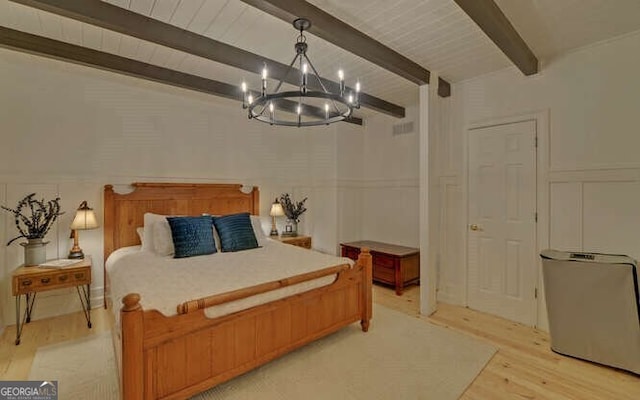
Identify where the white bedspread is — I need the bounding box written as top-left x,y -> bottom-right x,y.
106,239 -> 353,322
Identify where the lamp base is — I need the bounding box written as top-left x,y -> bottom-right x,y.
67,246 -> 84,260
68,249 -> 85,259
69,229 -> 85,259
269,229 -> 279,236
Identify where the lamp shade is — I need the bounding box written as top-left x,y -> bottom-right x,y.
70,201 -> 99,230
270,202 -> 285,217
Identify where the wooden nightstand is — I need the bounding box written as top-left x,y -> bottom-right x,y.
12,257 -> 92,345
274,235 -> 312,249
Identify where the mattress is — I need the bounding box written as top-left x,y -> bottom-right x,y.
106,239 -> 353,324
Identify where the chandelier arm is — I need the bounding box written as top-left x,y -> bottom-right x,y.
303,54 -> 342,114
303,55 -> 331,94
272,53 -> 300,94
257,103 -> 267,117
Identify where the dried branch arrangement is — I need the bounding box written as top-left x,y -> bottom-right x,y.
1,193 -> 64,245
279,193 -> 308,222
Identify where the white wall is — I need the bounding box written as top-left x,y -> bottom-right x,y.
360,106 -> 421,248
436,30 -> 640,329
0,48 -> 364,329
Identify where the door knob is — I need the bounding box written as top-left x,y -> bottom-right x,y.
470,224 -> 479,231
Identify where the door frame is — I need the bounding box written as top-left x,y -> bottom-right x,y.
461,110 -> 550,328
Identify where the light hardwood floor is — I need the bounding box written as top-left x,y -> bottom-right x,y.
375,285 -> 640,400
1,286 -> 639,399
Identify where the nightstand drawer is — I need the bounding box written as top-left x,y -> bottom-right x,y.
16,274 -> 62,292
16,276 -> 38,293
70,270 -> 90,284
289,236 -> 311,249
13,266 -> 92,295
276,235 -> 312,249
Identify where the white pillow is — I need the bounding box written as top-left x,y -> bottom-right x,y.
153,218 -> 174,256
202,213 -> 222,251
136,227 -> 144,246
250,215 -> 269,246
142,213 -> 173,253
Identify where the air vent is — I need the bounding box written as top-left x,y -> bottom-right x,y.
392,121 -> 414,136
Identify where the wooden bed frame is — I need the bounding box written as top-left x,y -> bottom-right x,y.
103,183 -> 373,400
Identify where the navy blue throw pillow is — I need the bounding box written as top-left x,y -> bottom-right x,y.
167,216 -> 216,258
213,212 -> 259,252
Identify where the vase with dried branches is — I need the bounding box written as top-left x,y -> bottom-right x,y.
2,193 -> 64,265
278,193 -> 307,236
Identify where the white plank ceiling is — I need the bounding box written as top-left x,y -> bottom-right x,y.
2,0 -> 640,117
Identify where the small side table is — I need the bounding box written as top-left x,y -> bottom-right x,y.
274,235 -> 312,249
11,257 -> 92,345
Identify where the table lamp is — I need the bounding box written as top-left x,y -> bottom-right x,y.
269,198 -> 285,236
68,201 -> 99,259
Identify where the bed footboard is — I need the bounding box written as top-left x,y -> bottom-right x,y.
119,249 -> 372,400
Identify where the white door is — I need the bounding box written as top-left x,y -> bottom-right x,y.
467,120 -> 537,325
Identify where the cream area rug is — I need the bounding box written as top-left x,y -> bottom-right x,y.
28,332 -> 119,399
29,305 -> 496,400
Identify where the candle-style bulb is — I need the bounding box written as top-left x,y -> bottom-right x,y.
241,81 -> 248,108
301,63 -> 308,94
269,102 -> 274,124
261,67 -> 267,95
248,94 -> 253,104
355,81 -> 360,93
348,94 -> 354,104
324,103 -> 329,121
338,70 -> 344,80
297,105 -> 301,115
338,69 -> 345,96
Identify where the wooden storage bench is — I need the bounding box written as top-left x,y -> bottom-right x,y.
341,240 -> 419,295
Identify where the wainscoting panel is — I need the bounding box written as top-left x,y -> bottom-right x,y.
437,177 -> 464,304
549,182 -> 582,251
583,181 -> 640,259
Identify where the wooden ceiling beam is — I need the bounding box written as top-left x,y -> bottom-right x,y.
0,27 -> 362,126
454,0 -> 538,75
239,0 -> 451,97
10,0 -> 403,118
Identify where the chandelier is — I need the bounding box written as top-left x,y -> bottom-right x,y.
241,18 -> 360,127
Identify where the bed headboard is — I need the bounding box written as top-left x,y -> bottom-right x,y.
104,182 -> 259,261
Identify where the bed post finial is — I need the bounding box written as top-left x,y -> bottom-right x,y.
358,247 -> 373,332
122,293 -> 141,312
